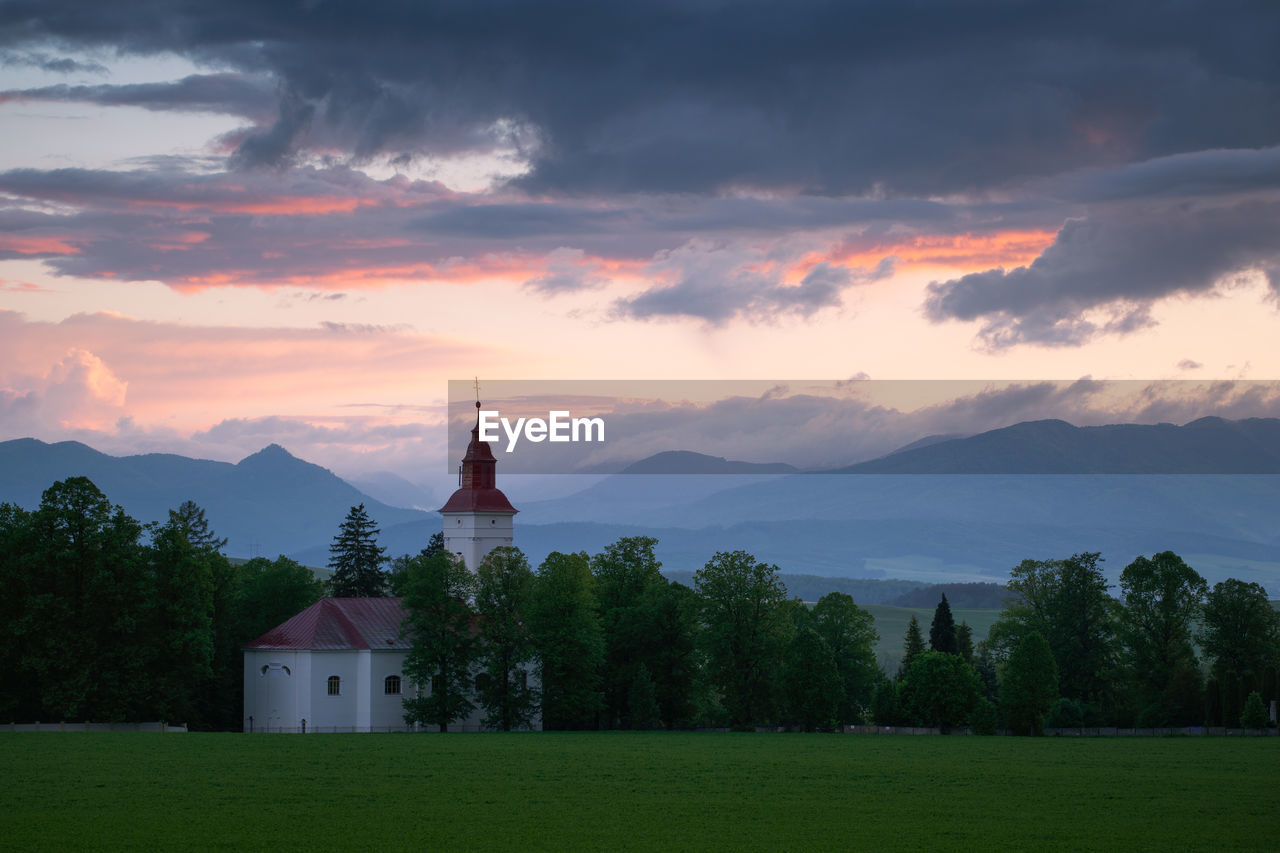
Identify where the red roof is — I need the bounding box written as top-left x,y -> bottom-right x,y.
244,597 -> 410,651
439,419 -> 517,515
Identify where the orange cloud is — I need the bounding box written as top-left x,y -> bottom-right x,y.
831,229 -> 1057,274
0,235 -> 81,255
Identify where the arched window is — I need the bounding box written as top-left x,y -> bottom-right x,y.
384,675 -> 402,695
327,675 -> 341,696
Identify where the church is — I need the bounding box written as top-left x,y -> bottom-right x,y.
241,404 -> 521,732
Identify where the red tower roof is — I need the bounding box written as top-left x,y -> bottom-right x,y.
439,406 -> 517,515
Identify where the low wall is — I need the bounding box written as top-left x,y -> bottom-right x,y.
5,722 -> 188,732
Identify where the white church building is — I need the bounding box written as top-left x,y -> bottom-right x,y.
242,405 -> 521,732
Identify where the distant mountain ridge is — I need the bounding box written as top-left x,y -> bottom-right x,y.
833,417 -> 1280,474
621,450 -> 798,475
0,438 -> 429,559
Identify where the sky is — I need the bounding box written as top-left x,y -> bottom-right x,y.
3,1 -> 1280,495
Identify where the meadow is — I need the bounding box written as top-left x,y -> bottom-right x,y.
2,733 -> 1276,851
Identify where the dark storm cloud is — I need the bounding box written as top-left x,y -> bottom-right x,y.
4,1 -> 1280,193
0,50 -> 107,74
0,73 -> 277,121
924,202 -> 1280,347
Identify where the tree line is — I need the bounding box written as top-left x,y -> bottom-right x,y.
873,552 -> 1280,733
4,478 -> 1277,732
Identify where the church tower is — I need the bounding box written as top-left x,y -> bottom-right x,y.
439,400 -> 517,569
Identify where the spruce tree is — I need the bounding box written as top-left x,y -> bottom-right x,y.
956,621 -> 974,664
899,614 -> 925,678
929,593 -> 958,654
327,504 -> 388,597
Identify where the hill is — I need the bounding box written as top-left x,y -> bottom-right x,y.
832,416 -> 1280,474
0,438 -> 429,559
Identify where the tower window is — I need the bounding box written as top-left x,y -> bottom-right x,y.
385,675 -> 402,695
327,675 -> 341,696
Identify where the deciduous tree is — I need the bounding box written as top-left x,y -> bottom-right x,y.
695,550 -> 788,727
474,546 -> 538,731
529,551 -> 604,730
1001,631 -> 1058,735
811,592 -> 879,724
402,551 -> 477,732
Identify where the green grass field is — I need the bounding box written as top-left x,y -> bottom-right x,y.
2,733 -> 1276,851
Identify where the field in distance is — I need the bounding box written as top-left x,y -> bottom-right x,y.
3,733 -> 1275,851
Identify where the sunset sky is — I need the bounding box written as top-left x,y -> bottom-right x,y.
3,1 -> 1280,493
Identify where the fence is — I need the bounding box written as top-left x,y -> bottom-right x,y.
844,724 -> 1277,737
5,722 -> 188,732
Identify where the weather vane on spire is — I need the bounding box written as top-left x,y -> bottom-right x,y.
474,376 -> 481,410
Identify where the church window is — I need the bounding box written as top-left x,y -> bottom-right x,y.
327,675 -> 341,696
385,675 -> 402,695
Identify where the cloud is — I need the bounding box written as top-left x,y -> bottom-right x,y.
4,2 -> 1280,194
924,202 -> 1280,347
522,247 -> 608,295
615,241 -> 894,324
0,309 -> 496,444
0,73 -> 277,122
1177,358 -> 1203,371
0,50 -> 108,74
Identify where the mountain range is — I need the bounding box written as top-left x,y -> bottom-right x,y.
2,416 -> 1278,592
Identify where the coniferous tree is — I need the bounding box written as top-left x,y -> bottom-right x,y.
899,614 -> 925,678
1240,691 -> 1269,729
929,593 -> 958,654
171,500 -> 228,552
956,621 -> 975,664
327,504 -> 388,597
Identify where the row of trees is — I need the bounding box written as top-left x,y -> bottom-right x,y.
5,478 -> 1277,732
396,541 -> 882,732
871,552 -> 1280,732
0,478 -> 324,728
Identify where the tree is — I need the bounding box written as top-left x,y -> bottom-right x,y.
147,516 -> 216,726
638,580 -> 702,729
1240,691 -> 1269,729
695,550 -> 789,728
592,536 -> 666,728
870,680 -> 899,726
956,621 -> 974,664
1001,631 -> 1058,735
1118,552 -> 1207,725
474,546 -> 538,731
627,663 -> 662,730
991,553 -> 1116,706
899,614 -> 925,678
529,551 -> 604,730
326,504 -> 388,597
170,500 -> 228,552
811,592 -> 879,724
929,594 -> 958,654
898,651 -> 980,728
23,478 -> 150,722
1200,578 -> 1280,726
389,532 -> 445,596
781,628 -> 842,731
401,551 -> 477,732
